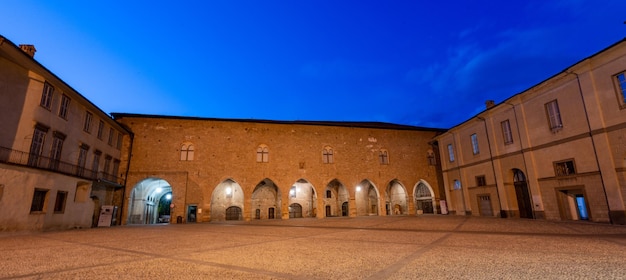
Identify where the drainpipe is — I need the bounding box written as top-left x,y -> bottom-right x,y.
567,71 -> 612,224
505,102 -> 536,219
477,116 -> 505,218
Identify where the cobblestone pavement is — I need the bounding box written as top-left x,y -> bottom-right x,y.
1,216 -> 626,279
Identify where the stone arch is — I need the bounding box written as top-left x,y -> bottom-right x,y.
355,179 -> 380,216
414,180 -> 436,214
288,178 -> 317,218
211,179 -> 244,221
127,178 -> 173,224
251,178 -> 282,220
324,179 -> 349,217
385,179 -> 408,215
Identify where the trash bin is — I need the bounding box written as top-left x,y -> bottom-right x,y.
176,216 -> 183,224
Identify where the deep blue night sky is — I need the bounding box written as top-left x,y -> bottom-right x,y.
3,0 -> 625,128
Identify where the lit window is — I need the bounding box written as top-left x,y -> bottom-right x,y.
453,180 -> 461,190
555,159 -> 576,176
447,144 -> 455,162
501,120 -> 513,145
471,134 -> 479,155
83,112 -> 93,133
615,72 -> 626,106
180,143 -> 195,161
379,149 -> 389,165
53,191 -> 67,213
257,145 -> 269,163
322,146 -> 334,163
40,82 -> 54,110
58,94 -> 70,119
545,100 -> 563,131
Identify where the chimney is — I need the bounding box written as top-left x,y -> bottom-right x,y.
485,100 -> 495,109
19,44 -> 36,58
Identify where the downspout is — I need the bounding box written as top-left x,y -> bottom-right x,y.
567,71 -> 612,223
506,102 -> 536,219
477,116 -> 505,218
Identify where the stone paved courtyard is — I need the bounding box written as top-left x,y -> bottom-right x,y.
1,216 -> 625,279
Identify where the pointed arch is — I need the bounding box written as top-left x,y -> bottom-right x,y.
127,178 -> 173,224
288,178 -> 317,218
355,179 -> 380,216
386,179 -> 408,215
324,179 -> 349,217
414,180 -> 436,214
251,178 -> 281,219
210,179 -> 244,221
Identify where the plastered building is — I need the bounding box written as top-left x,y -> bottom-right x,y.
112,114 -> 446,224
436,38 -> 626,224
0,36 -> 130,231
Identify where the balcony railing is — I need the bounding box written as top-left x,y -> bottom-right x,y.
0,146 -> 123,185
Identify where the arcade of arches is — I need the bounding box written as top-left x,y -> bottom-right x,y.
127,177 -> 440,224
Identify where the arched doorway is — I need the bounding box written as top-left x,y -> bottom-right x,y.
211,179 -> 244,221
289,203 -> 303,218
288,179 -> 317,218
225,206 -> 242,220
324,179 -> 349,217
127,178 -> 173,224
513,169 -> 533,219
385,179 -> 408,215
355,179 -> 379,216
414,181 -> 435,214
251,178 -> 281,220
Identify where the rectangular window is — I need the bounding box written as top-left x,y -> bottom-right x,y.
91,151 -> 101,174
615,72 -> 626,106
117,133 -> 123,149
58,94 -> 70,119
30,189 -> 49,212
108,128 -> 114,146
326,190 -> 332,198
97,121 -> 105,140
555,159 -> 576,176
76,144 -> 89,176
545,100 -> 563,131
49,133 -> 65,170
112,159 -> 120,180
379,150 -> 389,165
476,175 -> 487,187
28,126 -> 47,167
53,191 -> 67,213
40,82 -> 54,109
83,112 -> 93,133
322,147 -> 334,164
104,155 -> 112,176
447,144 -> 455,162
501,120 -> 513,145
471,134 -> 480,155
